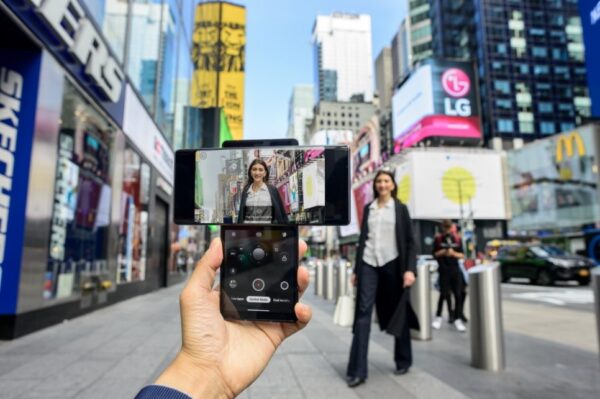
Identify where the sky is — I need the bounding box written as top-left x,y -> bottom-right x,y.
235,0 -> 408,140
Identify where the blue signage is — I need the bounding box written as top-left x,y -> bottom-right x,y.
0,50 -> 42,314
580,0 -> 600,116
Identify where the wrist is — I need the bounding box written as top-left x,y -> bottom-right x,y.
155,352 -> 234,399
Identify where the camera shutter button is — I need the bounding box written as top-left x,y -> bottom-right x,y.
252,247 -> 266,261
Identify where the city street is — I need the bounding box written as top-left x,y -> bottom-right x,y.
1,278 -> 598,399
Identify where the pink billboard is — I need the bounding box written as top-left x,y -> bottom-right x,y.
353,181 -> 374,227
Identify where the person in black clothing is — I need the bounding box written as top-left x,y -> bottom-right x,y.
346,170 -> 420,388
237,159 -> 288,224
432,219 -> 466,332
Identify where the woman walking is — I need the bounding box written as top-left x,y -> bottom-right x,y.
346,169 -> 420,388
237,159 -> 288,224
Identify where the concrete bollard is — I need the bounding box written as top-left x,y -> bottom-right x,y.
410,262 -> 432,340
315,261 -> 324,297
468,263 -> 505,372
592,267 -> 600,360
326,259 -> 336,301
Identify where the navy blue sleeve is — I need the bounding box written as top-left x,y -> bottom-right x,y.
135,385 -> 191,399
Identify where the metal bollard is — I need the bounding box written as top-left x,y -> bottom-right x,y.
468,263 -> 505,372
315,261 -> 324,297
326,259 -> 336,301
410,262 -> 432,340
337,261 -> 349,303
592,267 -> 600,359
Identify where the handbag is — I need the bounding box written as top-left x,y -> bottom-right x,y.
333,291 -> 355,327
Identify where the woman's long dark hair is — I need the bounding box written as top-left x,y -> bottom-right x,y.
372,169 -> 398,199
246,159 -> 269,185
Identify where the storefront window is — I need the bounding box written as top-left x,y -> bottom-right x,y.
117,147 -> 150,283
44,80 -> 115,300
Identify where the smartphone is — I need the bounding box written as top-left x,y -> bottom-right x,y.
220,225 -> 298,322
174,145 -> 350,225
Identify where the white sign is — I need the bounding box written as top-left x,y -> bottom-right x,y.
396,150 -> 507,220
29,0 -> 124,102
123,85 -> 174,185
391,64 -> 434,139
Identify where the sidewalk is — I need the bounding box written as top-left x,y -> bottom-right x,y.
0,282 -> 599,398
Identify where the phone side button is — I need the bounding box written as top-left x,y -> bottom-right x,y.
246,296 -> 271,303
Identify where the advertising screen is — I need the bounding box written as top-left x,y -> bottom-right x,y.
579,0 -> 600,116
392,60 -> 482,152
396,150 -> 507,220
507,125 -> 600,231
191,2 -> 246,139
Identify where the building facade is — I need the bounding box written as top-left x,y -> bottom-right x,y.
375,47 -> 394,111
474,0 -> 591,145
391,18 -> 412,86
307,101 -> 376,144
408,0 -> 433,65
0,0 -> 198,339
312,13 -> 374,103
287,85 -> 314,145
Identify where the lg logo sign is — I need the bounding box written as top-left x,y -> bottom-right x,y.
442,68 -> 472,117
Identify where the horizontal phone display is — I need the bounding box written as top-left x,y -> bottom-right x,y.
174,146 -> 349,225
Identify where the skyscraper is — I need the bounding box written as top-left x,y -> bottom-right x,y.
287,85 -> 314,145
391,17 -> 412,86
312,13 -> 374,103
408,0 -> 433,65
473,0 -> 591,143
375,47 -> 393,111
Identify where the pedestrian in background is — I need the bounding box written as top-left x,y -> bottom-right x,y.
346,169 -> 420,388
432,220 -> 466,332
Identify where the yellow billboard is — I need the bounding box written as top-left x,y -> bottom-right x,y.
191,2 -> 245,140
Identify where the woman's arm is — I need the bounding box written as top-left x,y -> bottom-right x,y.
401,205 -> 418,275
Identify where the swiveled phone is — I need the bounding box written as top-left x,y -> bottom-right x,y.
220,225 -> 298,322
174,145 -> 350,225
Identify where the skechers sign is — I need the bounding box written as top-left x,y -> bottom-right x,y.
26,0 -> 124,102
0,51 -> 41,314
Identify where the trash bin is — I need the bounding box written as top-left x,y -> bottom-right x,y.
410,262 -> 431,340
468,263 -> 505,371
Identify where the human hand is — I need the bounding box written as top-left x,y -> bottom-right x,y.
351,273 -> 357,287
155,238 -> 312,399
403,271 -> 416,288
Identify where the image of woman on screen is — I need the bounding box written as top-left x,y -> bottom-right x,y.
237,159 -> 288,224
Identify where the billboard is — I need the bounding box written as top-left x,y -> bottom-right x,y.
579,0 -> 600,116
392,60 -> 481,152
191,2 -> 246,140
507,125 -> 600,232
352,116 -> 382,180
395,150 -> 507,220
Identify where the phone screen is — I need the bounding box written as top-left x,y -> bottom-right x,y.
174,146 -> 349,225
220,225 -> 298,322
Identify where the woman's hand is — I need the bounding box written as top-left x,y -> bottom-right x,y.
351,273 -> 358,287
403,271 -> 416,288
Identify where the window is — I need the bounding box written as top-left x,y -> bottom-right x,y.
519,122 -> 535,134
538,102 -> 553,113
495,99 -> 513,109
560,123 -> 575,131
497,119 -> 514,133
554,66 -> 570,79
496,43 -> 508,54
494,80 -> 511,94
44,80 -> 116,300
127,0 -> 164,113
552,48 -> 567,61
540,121 -> 556,134
532,47 -> 548,57
533,65 -> 549,76
529,28 -> 545,36
82,0 -> 128,62
516,64 -> 529,74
